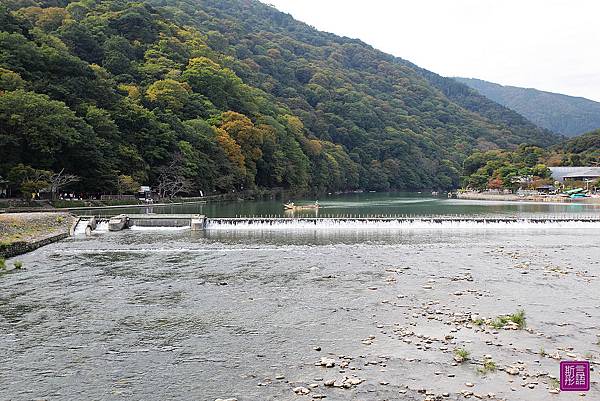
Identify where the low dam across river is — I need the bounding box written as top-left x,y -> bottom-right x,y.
72,213 -> 600,234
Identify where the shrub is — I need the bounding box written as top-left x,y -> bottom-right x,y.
13,260 -> 23,269
491,309 -> 526,329
478,359 -> 497,374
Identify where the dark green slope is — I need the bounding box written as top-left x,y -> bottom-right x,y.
0,0 -> 561,196
552,129 -> 600,165
455,77 -> 600,137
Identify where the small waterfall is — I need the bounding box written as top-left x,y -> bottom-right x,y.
95,221 -> 109,232
74,219 -> 109,235
73,219 -> 90,235
205,218 -> 600,231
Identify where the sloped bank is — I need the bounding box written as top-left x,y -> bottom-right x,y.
0,213 -> 76,258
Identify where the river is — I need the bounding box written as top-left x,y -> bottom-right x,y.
78,191 -> 600,218
1,193 -> 599,400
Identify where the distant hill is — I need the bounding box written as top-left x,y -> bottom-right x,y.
454,77 -> 600,137
0,0 -> 561,196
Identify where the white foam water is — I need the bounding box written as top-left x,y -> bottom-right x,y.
95,221 -> 109,232
205,219 -> 600,231
73,219 -> 90,235
129,225 -> 191,231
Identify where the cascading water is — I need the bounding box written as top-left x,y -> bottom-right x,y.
204,218 -> 600,231
73,219 -> 90,235
95,221 -> 109,232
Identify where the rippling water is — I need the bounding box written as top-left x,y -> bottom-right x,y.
2,222 -> 600,400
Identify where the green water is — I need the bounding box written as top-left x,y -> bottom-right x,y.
79,191 -> 600,218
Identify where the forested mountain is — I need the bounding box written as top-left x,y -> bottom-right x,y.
552,129 -> 600,165
455,77 -> 600,137
0,0 -> 561,197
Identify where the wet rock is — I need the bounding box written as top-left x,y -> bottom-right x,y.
293,386 -> 311,395
318,357 -> 336,368
506,366 -> 520,375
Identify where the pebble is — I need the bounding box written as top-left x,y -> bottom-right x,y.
293,386 -> 311,395
318,357 -> 336,368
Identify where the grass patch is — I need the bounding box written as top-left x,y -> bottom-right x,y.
509,309 -> 526,328
491,316 -> 509,329
13,260 -> 23,269
0,257 -> 5,269
453,347 -> 470,362
478,359 -> 497,374
472,318 -> 485,326
539,347 -> 546,357
549,377 -> 560,390
491,309 -> 526,329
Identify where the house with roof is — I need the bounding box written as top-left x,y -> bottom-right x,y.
548,167 -> 600,183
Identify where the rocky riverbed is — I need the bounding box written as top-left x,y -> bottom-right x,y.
0,225 -> 598,400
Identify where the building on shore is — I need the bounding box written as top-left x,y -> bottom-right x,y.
549,167 -> 600,183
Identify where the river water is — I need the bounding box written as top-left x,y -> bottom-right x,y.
75,191 -> 600,218
1,193 -> 600,400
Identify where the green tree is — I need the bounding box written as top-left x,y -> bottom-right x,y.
145,79 -> 190,111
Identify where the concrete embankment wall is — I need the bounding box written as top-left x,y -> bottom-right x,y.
0,232 -> 70,259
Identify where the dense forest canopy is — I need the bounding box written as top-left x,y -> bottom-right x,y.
455,77 -> 600,137
0,0 -> 562,197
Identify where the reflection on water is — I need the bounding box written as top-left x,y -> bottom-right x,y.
76,192 -> 600,218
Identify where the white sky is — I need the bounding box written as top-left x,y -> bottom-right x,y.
260,0 -> 600,102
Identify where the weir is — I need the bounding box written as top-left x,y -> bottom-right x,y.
71,213 -> 600,234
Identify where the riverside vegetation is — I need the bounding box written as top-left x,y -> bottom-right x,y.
0,0 -> 567,200
463,131 -> 600,191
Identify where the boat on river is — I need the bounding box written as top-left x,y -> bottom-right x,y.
284,201 -> 320,211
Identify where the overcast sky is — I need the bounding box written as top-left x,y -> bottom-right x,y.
260,0 -> 600,102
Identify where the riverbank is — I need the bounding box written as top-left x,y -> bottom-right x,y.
457,191 -> 600,204
0,188 -> 298,213
0,212 -> 76,259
